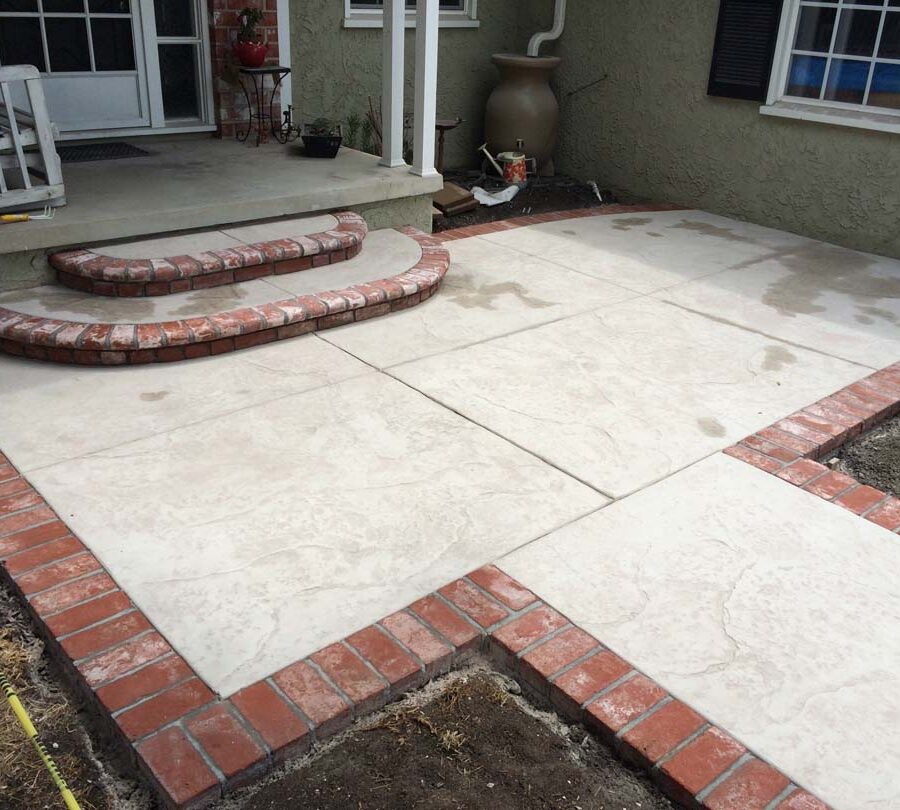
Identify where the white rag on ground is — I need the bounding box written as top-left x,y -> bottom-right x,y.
472,185 -> 520,207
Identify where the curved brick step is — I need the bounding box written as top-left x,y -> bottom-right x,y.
0,227 -> 447,365
50,211 -> 368,297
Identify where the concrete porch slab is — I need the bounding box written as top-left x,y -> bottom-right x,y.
477,210 -> 809,295
391,297 -> 868,497
24,370 -> 606,696
498,453 -> 900,810
321,236 -> 638,368
657,241 -> 900,369
0,137 -> 441,255
0,335 -> 372,471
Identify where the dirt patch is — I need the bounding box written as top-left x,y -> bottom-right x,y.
0,579 -> 151,810
226,665 -> 673,810
433,174 -> 614,233
833,414 -> 900,498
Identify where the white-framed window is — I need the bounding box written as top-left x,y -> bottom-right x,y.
343,0 -> 479,29
763,0 -> 900,134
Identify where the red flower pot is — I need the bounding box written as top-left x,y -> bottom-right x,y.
233,40 -> 268,68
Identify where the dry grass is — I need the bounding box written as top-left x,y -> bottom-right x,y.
0,623 -> 95,809
365,674 -> 517,760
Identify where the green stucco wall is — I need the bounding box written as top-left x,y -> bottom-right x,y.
289,1 -> 536,170
541,0 -> 900,259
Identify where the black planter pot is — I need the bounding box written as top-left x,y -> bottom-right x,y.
302,125 -> 343,158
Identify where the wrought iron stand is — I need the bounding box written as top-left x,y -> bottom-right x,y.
237,66 -> 299,146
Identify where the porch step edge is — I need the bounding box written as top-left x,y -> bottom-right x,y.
50,211 -> 368,297
0,227 -> 447,366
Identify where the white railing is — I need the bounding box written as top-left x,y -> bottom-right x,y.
0,65 -> 65,213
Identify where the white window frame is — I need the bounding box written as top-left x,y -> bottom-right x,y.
762,0 -> 900,134
343,0 -> 479,29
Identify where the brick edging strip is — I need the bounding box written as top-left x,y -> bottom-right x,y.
0,227 -> 448,366
432,202 -> 686,242
0,454 -> 829,809
724,361 -> 900,532
51,212 -> 368,297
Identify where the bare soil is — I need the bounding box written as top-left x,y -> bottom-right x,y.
434,173 -> 615,233
834,414 -> 900,498
226,666 -> 674,810
0,579 -> 151,810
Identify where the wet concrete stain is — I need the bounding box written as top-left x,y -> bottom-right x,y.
612,217 -> 653,231
664,219 -> 900,319
168,284 -> 250,317
0,288 -> 157,321
140,391 -> 170,402
646,232 -> 664,238
667,219 -> 757,244
697,416 -> 726,437
562,230 -> 577,236
445,274 -> 554,311
855,305 -> 899,325
756,244 -> 900,318
761,345 -> 797,372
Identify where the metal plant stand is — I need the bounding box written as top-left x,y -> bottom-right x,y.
237,66 -> 298,146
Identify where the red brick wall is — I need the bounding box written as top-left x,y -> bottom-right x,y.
208,0 -> 281,138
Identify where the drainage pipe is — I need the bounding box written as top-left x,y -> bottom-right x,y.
527,0 -> 567,57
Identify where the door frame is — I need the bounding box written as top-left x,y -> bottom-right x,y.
58,0 -> 216,139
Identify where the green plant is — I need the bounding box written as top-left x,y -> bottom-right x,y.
360,118 -> 374,153
308,117 -> 340,136
346,113 -> 362,150
237,6 -> 263,42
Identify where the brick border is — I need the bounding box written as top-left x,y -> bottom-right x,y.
432,202 -> 686,242
51,212 -> 367,297
725,362 -> 900,532
0,227 -> 447,366
0,455 -> 829,809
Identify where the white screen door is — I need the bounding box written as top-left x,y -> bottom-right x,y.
0,0 -> 151,131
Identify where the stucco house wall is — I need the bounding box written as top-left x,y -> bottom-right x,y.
540,0 -> 900,259
293,2 -> 899,260
289,1 -> 536,170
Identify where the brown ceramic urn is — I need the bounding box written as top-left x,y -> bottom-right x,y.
485,54 -> 562,176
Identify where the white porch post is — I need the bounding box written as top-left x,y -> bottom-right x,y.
380,0 -> 406,168
411,0 -> 440,178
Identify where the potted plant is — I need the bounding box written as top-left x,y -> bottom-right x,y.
233,6 -> 267,68
302,117 -> 343,158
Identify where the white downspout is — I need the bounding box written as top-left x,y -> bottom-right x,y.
527,0 -> 567,57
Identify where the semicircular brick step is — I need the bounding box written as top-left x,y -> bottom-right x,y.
0,227 -> 447,365
50,211 -> 368,297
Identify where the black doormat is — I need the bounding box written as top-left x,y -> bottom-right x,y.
58,142 -> 151,163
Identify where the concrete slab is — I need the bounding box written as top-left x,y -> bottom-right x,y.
0,137 -> 440,255
0,279 -> 289,323
392,297 -> 868,497
94,231 -> 248,260
26,373 -> 606,696
265,228 -> 421,297
0,229 -> 422,323
657,240 -> 900,369
92,213 -> 338,259
219,214 -> 338,245
0,335 -> 372,471
322,236 -> 637,368
498,453 -> 900,810
478,210 -> 806,295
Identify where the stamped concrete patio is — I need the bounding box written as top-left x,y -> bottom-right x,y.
2,208 -> 899,808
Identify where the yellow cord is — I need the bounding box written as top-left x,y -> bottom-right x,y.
1,671 -> 81,810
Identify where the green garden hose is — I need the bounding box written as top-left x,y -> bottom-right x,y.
1,671 -> 81,810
